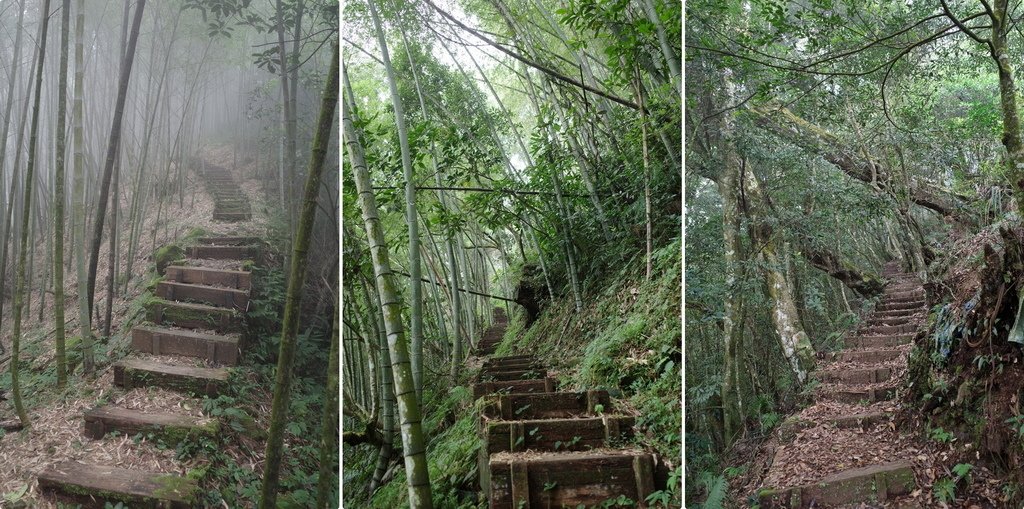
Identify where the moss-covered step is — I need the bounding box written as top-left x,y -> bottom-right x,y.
828,349 -> 903,363
114,358 -> 229,397
845,335 -> 912,349
197,236 -> 260,246
758,461 -> 915,508
876,300 -> 925,312
146,298 -> 241,333
156,281 -> 249,311
485,416 -> 635,454
84,406 -> 218,445
472,378 -> 556,400
132,325 -> 240,365
37,461 -> 197,508
165,265 -> 251,290
859,323 -> 917,336
481,390 -> 612,421
187,244 -> 258,260
488,451 -> 654,509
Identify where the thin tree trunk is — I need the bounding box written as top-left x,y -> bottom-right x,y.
258,39 -> 338,509
86,0 -> 145,317
72,0 -> 92,376
315,305 -> 339,509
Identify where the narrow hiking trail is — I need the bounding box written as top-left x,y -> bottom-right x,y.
758,262 -> 929,507
35,162 -> 261,507
473,308 -> 658,507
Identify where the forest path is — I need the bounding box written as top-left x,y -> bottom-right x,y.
473,308 -> 657,507
35,162 -> 261,507
758,262 -> 928,507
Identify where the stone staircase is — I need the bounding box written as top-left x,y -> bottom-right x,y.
37,209 -> 261,504
203,163 -> 252,222
474,308 -> 658,508
758,262 -> 926,508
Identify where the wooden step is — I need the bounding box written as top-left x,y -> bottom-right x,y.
819,386 -> 895,404
38,461 -> 198,508
845,335 -> 912,349
758,461 -> 915,508
213,211 -> 253,222
147,299 -> 241,333
165,265 -> 251,290
860,324 -> 916,336
832,411 -> 892,429
187,244 -> 258,260
84,406 -> 218,444
197,236 -> 260,246
113,358 -> 228,397
865,314 -> 916,326
488,451 -> 654,508
132,326 -> 239,365
485,416 -> 635,454
479,368 -> 548,382
829,349 -> 903,363
472,378 -> 556,400
481,390 -> 611,421
482,359 -> 540,371
876,300 -> 925,312
871,308 -> 922,318
156,281 -> 249,311
817,366 -> 892,384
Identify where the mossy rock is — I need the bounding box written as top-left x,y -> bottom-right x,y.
154,244 -> 185,276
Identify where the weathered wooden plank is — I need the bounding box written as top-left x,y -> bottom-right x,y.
481,391 -> 612,421
489,452 -> 656,508
485,416 -> 635,453
187,245 -> 258,260
146,299 -> 241,333
131,326 -> 239,365
114,359 -> 228,397
164,265 -> 251,290
156,281 -> 249,311
37,461 -> 198,508
758,461 -> 915,508
472,378 -> 556,400
83,406 -> 218,445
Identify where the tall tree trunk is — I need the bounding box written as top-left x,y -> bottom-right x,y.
12,0 -> 53,427
86,0 -> 145,317
344,63 -> 433,509
0,0 -> 26,352
258,39 -> 338,509
718,148 -> 745,444
73,0 -> 92,376
53,0 -> 72,387
369,0 -> 424,401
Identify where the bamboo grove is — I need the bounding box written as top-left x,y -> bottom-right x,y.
342,0 -> 681,506
0,0 -> 340,506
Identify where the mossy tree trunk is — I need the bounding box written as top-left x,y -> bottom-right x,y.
315,304 -> 339,509
12,0 -> 53,427
718,145 -> 745,444
344,63 -> 434,509
258,39 -> 338,509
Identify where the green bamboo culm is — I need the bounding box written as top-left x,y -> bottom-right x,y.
53,0 -> 72,388
11,0 -> 54,427
344,63 -> 434,507
258,38 -> 339,509
315,304 -> 339,509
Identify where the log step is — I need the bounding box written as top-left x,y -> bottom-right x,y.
484,416 -> 635,454
845,335 -> 912,349
829,349 -> 903,363
187,245 -> 258,260
483,358 -> 540,371
488,451 -> 655,509
472,378 -> 556,400
37,461 -> 198,508
164,265 -> 251,290
832,411 -> 892,429
481,390 -> 612,421
758,461 -> 915,508
876,300 -> 925,312
113,358 -> 228,397
156,281 -> 249,311
860,324 -> 916,336
83,406 -> 218,444
479,367 -> 548,382
146,299 -> 241,333
817,366 -> 892,384
131,326 -> 240,365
